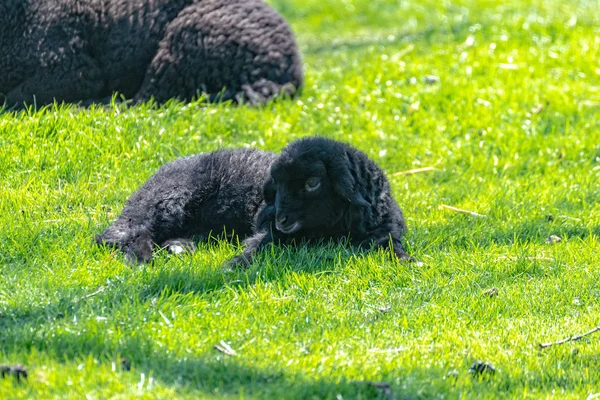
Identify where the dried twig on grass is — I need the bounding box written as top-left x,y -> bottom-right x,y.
530,102 -> 547,114
158,310 -> 172,327
396,44 -> 415,59
73,286 -> 106,303
214,340 -> 237,356
392,166 -> 436,176
539,326 -> 600,349
439,204 -> 487,218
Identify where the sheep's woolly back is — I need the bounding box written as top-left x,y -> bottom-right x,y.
0,0 -> 303,107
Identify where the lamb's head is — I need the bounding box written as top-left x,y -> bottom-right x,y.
264,137 -> 370,235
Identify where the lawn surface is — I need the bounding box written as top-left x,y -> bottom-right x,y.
1,0 -> 600,398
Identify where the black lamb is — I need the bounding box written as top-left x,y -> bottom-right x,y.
0,0 -> 303,109
227,136 -> 411,268
96,149 -> 277,263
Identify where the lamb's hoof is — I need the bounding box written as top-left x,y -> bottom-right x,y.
123,251 -> 148,265
163,239 -> 196,255
411,259 -> 425,267
396,253 -> 424,266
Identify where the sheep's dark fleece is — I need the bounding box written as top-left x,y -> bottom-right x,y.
96,149 -> 277,263
228,137 -> 411,267
0,0 -> 303,108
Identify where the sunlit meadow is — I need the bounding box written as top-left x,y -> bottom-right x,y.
1,0 -> 599,398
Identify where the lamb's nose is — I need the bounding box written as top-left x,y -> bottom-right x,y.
276,214 -> 288,225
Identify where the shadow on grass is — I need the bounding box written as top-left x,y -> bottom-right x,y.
3,313 -> 600,398
1,231 -> 598,396
0,314 -> 403,399
138,240 -> 375,299
0,240 -> 414,398
303,21 -> 472,55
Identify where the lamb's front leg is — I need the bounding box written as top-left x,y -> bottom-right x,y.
373,235 -> 413,261
355,228 -> 413,262
223,230 -> 277,271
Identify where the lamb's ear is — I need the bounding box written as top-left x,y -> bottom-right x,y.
262,176 -> 277,203
330,155 -> 370,207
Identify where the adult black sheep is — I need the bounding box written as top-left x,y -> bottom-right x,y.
96,149 -> 277,263
227,136 -> 412,268
0,0 -> 303,109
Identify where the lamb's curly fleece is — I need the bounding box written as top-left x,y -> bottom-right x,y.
0,0 -> 303,108
96,149 -> 277,263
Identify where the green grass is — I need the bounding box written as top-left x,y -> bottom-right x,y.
1,0 -> 600,398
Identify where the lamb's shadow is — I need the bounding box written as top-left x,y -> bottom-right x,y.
0,241 -> 372,338
139,240 -> 372,300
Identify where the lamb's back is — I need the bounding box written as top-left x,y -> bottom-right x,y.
128,148 -> 276,239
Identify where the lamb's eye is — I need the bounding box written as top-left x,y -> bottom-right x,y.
305,177 -> 321,191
